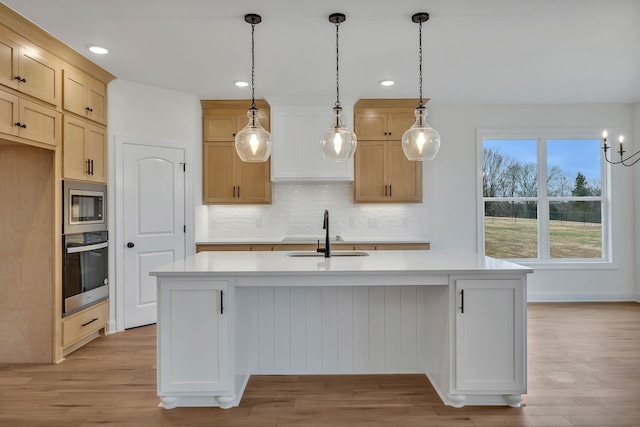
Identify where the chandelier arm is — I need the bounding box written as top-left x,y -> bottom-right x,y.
621,149 -> 640,166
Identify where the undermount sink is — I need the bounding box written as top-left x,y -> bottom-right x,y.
285,251 -> 369,257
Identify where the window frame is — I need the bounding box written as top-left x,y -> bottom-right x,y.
476,129 -> 612,269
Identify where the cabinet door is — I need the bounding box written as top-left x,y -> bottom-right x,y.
18,46 -> 60,106
203,142 -> 236,203
86,124 -> 107,183
63,65 -> 107,125
387,113 -> 415,140
455,279 -> 526,392
158,280 -> 229,393
0,34 -> 19,91
354,113 -> 388,140
204,115 -> 238,141
387,141 -> 422,202
353,140 -> 387,202
0,89 -> 19,137
63,115 -> 89,180
236,158 -> 272,204
18,97 -> 61,146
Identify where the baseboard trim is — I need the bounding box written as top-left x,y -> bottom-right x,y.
527,291 -> 637,302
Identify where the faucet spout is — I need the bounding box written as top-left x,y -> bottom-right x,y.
317,209 -> 331,258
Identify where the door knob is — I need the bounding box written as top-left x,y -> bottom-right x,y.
127,242 -> 135,248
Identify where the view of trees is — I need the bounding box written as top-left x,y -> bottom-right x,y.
483,147 -> 602,224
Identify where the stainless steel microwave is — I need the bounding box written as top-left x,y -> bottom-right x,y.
63,180 -> 107,234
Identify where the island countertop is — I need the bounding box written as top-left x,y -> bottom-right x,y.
151,249 -> 532,280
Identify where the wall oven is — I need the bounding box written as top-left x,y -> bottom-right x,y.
62,180 -> 107,235
63,230 -> 109,317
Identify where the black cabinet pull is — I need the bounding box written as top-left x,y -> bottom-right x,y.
82,317 -> 99,327
460,289 -> 465,313
233,186 -> 236,198
86,107 -> 93,112
90,159 -> 94,175
220,290 -> 224,314
127,242 -> 135,248
86,159 -> 92,175
14,75 -> 26,83
14,122 -> 26,128
384,185 -> 388,197
237,186 -> 240,198
389,185 -> 392,197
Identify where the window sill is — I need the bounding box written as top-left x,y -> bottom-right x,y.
503,259 -> 616,270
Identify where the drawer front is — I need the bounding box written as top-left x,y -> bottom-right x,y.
62,301 -> 108,347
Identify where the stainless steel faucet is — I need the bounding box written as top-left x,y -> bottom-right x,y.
316,209 -> 331,258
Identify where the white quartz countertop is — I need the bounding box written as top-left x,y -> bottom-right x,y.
196,236 -> 431,245
151,250 -> 532,278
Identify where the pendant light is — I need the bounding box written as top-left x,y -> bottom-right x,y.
319,13 -> 357,162
402,13 -> 441,161
235,13 -> 271,162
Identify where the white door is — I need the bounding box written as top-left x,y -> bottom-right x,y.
123,143 -> 185,328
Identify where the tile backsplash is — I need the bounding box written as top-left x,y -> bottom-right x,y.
207,183 -> 427,240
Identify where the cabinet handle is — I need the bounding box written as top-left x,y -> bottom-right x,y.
389,185 -> 392,197
237,186 -> 240,198
14,122 -> 26,128
220,290 -> 224,314
233,186 -> 236,198
86,159 -> 92,175
90,159 -> 94,176
460,289 -> 465,314
14,75 -> 26,83
86,107 -> 93,112
232,133 -> 236,137
384,185 -> 388,197
82,317 -> 99,327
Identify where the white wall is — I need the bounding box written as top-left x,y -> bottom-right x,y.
106,79 -> 201,330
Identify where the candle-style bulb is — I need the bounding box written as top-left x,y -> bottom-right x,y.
618,135 -> 624,143
602,130 -> 608,140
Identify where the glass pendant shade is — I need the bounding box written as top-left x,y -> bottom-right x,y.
320,107 -> 357,161
235,108 -> 272,162
401,107 -> 440,161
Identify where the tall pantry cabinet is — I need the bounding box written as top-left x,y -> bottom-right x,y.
0,4 -> 115,364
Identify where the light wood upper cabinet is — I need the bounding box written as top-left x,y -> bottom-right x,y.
0,88 -> 60,147
354,112 -> 415,141
353,100 -> 422,203
204,112 -> 269,142
63,115 -> 107,183
203,141 -> 271,204
0,28 -> 60,106
354,140 -> 422,203
202,100 -> 272,205
63,63 -> 107,125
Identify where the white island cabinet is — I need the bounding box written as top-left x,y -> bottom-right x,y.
151,250 -> 532,409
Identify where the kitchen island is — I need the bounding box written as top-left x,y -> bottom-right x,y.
150,250 -> 532,409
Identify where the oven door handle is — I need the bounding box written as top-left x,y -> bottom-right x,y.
66,241 -> 109,254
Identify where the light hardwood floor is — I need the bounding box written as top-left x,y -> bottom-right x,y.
1,302 -> 638,426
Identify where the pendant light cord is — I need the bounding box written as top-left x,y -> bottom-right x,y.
418,20 -> 423,108
251,21 -> 256,110
335,20 -> 341,109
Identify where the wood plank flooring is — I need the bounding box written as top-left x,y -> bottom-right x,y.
1,302 -> 638,426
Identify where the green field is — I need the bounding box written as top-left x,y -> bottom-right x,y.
485,216 -> 602,259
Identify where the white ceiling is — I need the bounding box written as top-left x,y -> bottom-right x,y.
3,0 -> 640,105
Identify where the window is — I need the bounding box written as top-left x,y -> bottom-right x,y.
478,131 -> 607,263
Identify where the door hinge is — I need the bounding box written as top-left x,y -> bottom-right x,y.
183,225 -> 186,233
180,162 -> 186,172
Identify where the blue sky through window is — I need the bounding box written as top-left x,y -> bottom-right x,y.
484,139 -> 601,183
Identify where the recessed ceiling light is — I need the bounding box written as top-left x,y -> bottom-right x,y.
234,81 -> 249,87
89,46 -> 108,55
379,80 -> 395,87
